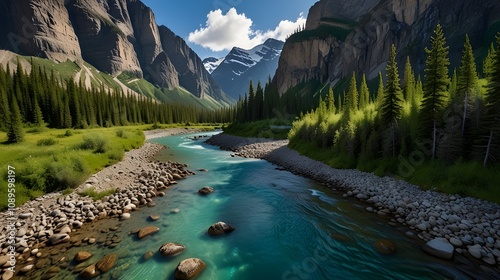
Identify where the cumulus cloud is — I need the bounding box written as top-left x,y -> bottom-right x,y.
188,8 -> 306,52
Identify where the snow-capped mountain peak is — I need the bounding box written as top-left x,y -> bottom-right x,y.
202,57 -> 224,74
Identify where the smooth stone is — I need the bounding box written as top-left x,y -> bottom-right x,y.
468,245 -> 482,259
149,215 -> 160,221
208,222 -> 235,236
0,256 -> 10,267
417,223 -> 427,231
174,258 -> 206,280
121,213 -> 131,220
143,251 -> 154,260
74,251 -> 92,262
19,213 -> 33,219
159,243 -> 186,256
20,264 -> 34,273
96,254 -> 117,273
59,226 -> 71,234
198,187 -> 215,195
1,270 -> 14,280
49,234 -> 70,246
80,265 -> 99,279
422,238 -> 454,260
138,226 -> 160,239
449,238 -> 463,247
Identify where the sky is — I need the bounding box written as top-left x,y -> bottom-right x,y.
140,0 -> 317,59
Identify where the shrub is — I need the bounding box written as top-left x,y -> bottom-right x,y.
78,134 -> 109,153
64,130 -> 73,137
107,149 -> 124,161
116,129 -> 127,139
78,187 -> 116,201
37,138 -> 57,146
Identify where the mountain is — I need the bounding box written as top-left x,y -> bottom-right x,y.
0,0 -> 233,107
274,0 -> 500,95
211,38 -> 284,100
203,57 -> 224,74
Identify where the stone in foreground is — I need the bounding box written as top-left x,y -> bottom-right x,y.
137,226 -> 160,239
96,253 -> 117,273
80,264 -> 99,279
159,243 -> 186,256
422,238 -> 454,259
198,187 -> 215,195
208,222 -> 235,236
174,258 -> 206,280
49,234 -> 70,245
74,251 -> 92,262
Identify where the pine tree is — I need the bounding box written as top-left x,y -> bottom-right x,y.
359,74 -> 370,109
255,82 -> 264,120
419,24 -> 450,160
483,43 -> 496,79
326,87 -> 336,114
381,45 -> 404,156
248,81 -> 256,121
478,34 -> 500,166
346,72 -> 358,112
403,56 -> 416,102
449,69 -> 457,98
457,34 -> 478,136
7,95 -> 24,143
0,87 -> 10,131
376,72 -> 384,106
33,98 -> 44,127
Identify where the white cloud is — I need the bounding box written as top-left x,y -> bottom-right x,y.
188,8 -> 306,52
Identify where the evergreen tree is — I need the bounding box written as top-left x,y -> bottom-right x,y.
483,43 -> 496,79
33,98 -> 45,127
359,74 -> 370,109
248,81 -> 255,121
457,34 -> 478,136
381,44 -> 404,156
402,56 -> 416,102
478,34 -> 500,166
376,72 -> 384,106
449,69 -> 457,98
326,87 -> 336,114
419,24 -> 450,160
0,87 -> 10,130
255,82 -> 264,120
7,95 -> 24,143
346,72 -> 358,113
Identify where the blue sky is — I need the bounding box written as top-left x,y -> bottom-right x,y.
140,0 -> 317,59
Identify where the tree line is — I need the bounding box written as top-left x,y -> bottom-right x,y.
0,59 -> 234,143
287,25 -> 500,167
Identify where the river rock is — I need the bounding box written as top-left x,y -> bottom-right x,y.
1,270 -> 14,280
20,264 -> 34,273
96,253 -> 117,272
208,222 -> 235,236
468,245 -> 482,259
0,255 -> 10,267
75,251 -> 92,262
449,238 -> 463,247
19,213 -> 33,219
49,234 -> 70,245
198,187 -> 214,195
174,258 -> 206,280
143,251 -> 154,260
374,239 -> 397,255
422,238 -> 454,259
149,215 -> 160,221
138,226 -> 160,239
121,213 -> 131,220
159,243 -> 186,256
80,264 -> 99,279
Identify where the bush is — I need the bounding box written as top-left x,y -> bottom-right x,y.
78,187 -> 116,201
107,149 -> 124,161
78,134 -> 109,153
64,130 -> 73,137
116,129 -> 128,139
37,138 -> 57,146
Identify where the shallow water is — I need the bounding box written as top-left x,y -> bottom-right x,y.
54,131 -> 471,280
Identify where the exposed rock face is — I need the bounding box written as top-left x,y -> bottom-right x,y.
0,0 -> 81,62
0,0 -> 230,103
158,26 -> 231,103
274,0 -> 500,94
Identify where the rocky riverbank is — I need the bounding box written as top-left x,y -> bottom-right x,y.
206,133 -> 500,271
0,128 -> 203,280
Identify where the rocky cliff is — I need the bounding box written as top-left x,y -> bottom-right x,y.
274,0 -> 500,94
0,0 -> 231,103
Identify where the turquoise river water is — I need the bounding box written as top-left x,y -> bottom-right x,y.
59,131 -> 478,280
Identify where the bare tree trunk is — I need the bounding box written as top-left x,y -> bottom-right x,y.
484,129 -> 493,167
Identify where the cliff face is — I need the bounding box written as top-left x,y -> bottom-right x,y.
275,0 -> 500,94
0,0 -> 230,103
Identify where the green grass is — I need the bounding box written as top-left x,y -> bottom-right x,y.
0,126 -> 146,210
224,119 -> 291,140
289,138 -> 500,204
78,187 -> 117,201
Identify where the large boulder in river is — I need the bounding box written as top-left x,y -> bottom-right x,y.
208,222 -> 235,236
422,238 -> 454,259
174,258 -> 206,280
80,264 -> 99,279
159,243 -> 186,256
198,187 -> 214,195
96,253 -> 117,273
137,226 -> 160,239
